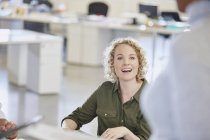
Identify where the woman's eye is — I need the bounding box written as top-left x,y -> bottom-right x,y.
117,57 -> 122,60
130,57 -> 135,60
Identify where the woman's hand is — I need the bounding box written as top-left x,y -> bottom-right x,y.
101,126 -> 128,140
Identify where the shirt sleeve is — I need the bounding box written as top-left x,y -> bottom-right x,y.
168,35 -> 210,139
137,115 -> 151,140
61,87 -> 99,129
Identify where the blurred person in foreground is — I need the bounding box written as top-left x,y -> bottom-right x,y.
141,0 -> 210,140
62,38 -> 150,140
0,103 -> 17,139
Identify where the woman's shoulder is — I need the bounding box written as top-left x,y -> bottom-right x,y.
101,81 -> 115,86
95,81 -> 117,100
97,81 -> 116,93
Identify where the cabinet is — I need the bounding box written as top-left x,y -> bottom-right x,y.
1,29 -> 63,94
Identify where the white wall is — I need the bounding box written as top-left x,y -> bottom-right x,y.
49,0 -> 178,17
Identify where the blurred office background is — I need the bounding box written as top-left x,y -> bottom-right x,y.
0,0 -> 188,138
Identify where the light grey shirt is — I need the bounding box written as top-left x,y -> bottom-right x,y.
0,103 -> 5,118
141,1 -> 210,140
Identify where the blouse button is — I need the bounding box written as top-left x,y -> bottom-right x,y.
104,113 -> 107,117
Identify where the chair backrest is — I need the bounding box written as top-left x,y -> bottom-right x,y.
161,11 -> 181,22
88,2 -> 108,16
139,4 -> 158,19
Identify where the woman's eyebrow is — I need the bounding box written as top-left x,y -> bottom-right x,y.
129,54 -> 136,55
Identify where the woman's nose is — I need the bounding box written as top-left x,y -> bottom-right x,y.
123,58 -> 129,65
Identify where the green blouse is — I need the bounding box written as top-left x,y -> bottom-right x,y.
62,80 -> 150,140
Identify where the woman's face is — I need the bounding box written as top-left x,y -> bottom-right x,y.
113,44 -> 139,82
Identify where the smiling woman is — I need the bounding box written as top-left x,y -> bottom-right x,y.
104,37 -> 148,83
61,37 -> 150,140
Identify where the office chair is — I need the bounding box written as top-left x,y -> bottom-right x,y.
88,2 -> 108,16
159,11 -> 181,59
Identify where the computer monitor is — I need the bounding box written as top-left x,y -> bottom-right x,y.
139,4 -> 158,19
161,11 -> 182,22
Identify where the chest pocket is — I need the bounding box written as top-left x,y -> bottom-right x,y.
96,109 -> 118,126
97,109 -> 116,118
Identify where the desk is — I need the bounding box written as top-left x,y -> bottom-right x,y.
67,18 -> 189,71
0,29 -> 63,94
0,12 -> 78,24
0,12 -> 78,37
22,123 -> 101,140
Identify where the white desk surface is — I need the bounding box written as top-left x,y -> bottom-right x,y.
79,17 -> 190,34
0,14 -> 189,34
24,123 -> 101,140
0,12 -> 78,25
0,29 -> 62,45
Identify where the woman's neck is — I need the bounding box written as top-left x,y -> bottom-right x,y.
119,79 -> 143,103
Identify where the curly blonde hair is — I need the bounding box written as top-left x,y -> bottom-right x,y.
103,37 -> 148,82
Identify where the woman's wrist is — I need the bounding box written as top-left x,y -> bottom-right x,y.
62,119 -> 77,130
122,126 -> 140,140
